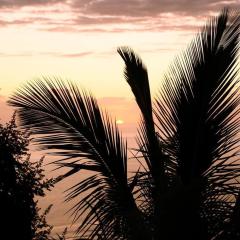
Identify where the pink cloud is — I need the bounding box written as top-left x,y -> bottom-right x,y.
72,0 -> 239,17
0,51 -> 94,58
0,0 -> 65,8
0,0 -> 238,33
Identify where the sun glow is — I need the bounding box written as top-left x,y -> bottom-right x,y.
116,119 -> 124,125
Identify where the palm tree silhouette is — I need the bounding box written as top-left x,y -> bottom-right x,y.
9,9 -> 240,240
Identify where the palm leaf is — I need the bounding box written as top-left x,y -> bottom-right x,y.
154,8 -> 240,238
155,8 -> 240,181
118,48 -> 172,237
9,78 -> 150,240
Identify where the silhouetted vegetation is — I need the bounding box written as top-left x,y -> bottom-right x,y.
9,8 -> 240,240
0,114 -> 55,240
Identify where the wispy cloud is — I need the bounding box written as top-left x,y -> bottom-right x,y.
0,51 -> 94,58
0,0 -> 65,8
0,0 -> 238,33
73,0 -> 239,17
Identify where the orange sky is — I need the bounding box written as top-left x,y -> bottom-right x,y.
1,1 -> 239,128
0,1 -> 239,143
1,1 -> 239,236
0,2 -> 238,91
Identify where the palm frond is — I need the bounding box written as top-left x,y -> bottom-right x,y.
154,8 -> 240,238
117,47 -> 152,122
118,47 -> 170,190
154,8 -> 240,182
8,78 -> 150,240
118,46 -> 181,238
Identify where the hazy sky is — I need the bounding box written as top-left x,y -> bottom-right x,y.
1,0 -> 239,231
1,1 -> 239,235
0,0 -> 239,125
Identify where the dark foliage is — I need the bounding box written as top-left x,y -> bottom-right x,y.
0,115 -> 55,239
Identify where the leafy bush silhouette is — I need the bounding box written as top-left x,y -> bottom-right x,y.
0,114 -> 55,240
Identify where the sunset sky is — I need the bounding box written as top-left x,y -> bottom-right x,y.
1,0 -> 239,129
0,0 -> 239,236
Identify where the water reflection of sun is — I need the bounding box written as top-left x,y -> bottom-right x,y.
116,119 -> 124,125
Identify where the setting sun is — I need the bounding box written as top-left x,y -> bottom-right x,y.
116,119 -> 124,125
